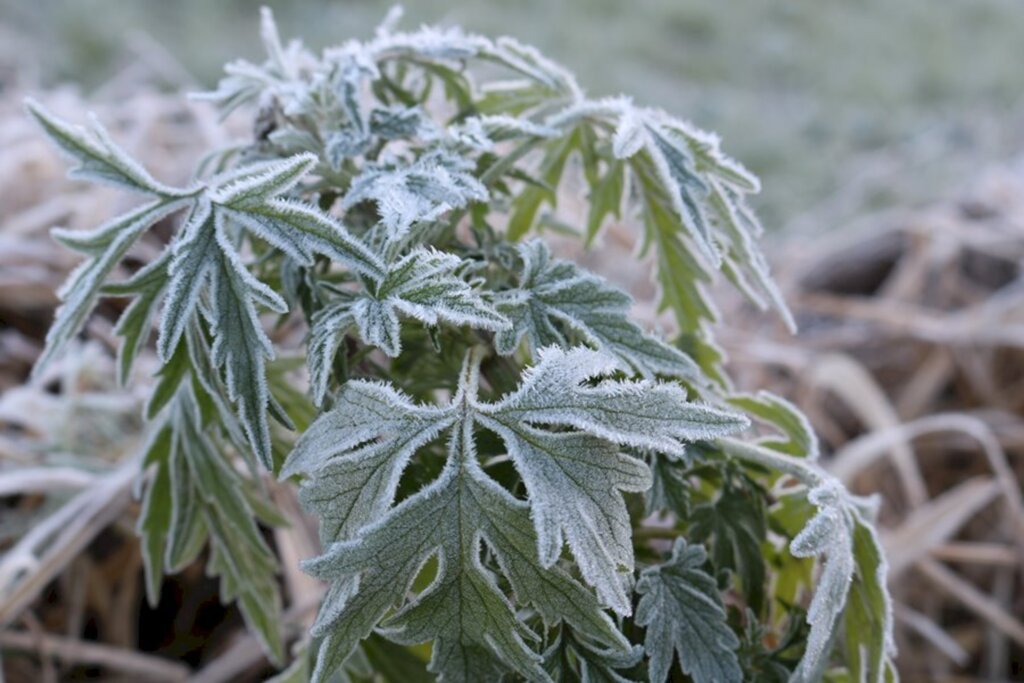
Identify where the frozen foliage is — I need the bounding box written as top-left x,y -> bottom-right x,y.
307,248 -> 507,403
342,150 -> 488,238
789,483 -> 895,683
28,103 -> 375,468
636,539 -> 742,683
137,384 -> 284,662
495,240 -> 702,381
29,6 -> 896,682
287,348 -> 744,680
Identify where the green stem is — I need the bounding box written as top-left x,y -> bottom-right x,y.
715,437 -> 826,487
633,526 -> 682,541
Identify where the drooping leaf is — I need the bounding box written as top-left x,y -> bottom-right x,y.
139,387 -> 284,662
788,483 -> 857,683
543,627 -> 644,683
137,425 -> 174,606
586,158 -> 625,244
635,539 -> 742,683
104,250 -> 172,385
506,126 -> 581,240
843,512 -> 896,683
645,454 -> 692,518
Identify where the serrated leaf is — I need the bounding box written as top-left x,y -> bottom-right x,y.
631,149 -> 718,334
706,182 -> 795,331
137,425 -> 173,607
370,105 -> 432,140
210,154 -> 316,209
646,455 -> 691,518
586,159 -> 625,244
220,195 -> 384,281
342,149 -> 487,238
612,105 -> 646,160
158,199 -> 218,360
307,248 -> 506,397
644,127 -> 716,265
690,477 -> 768,614
781,483 -> 895,683
288,347 -> 745,682
25,99 -> 192,197
635,539 -> 742,683
303,424 -> 620,683
496,241 -> 701,382
788,483 -> 856,683
544,628 -> 644,683
506,127 -> 579,240
843,515 -> 896,683
285,379 -> 457,541
167,389 -> 285,662
34,199 -> 185,377
105,250 -> 172,385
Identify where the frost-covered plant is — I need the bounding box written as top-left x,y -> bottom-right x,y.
28,7 -> 895,682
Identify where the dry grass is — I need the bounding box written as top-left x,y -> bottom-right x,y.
717,166 -> 1024,679
1,64 -> 1022,679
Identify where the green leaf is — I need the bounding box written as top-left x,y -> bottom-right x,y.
218,192 -> 385,282
646,455 -> 691,518
284,379 -> 457,542
287,347 -> 743,681
507,127 -> 580,240
635,539 -> 742,683
728,391 -> 818,458
644,127 -> 716,265
632,150 -> 717,334
303,425 -> 620,683
786,483 -> 860,679
544,627 -> 643,683
496,241 -> 701,382
843,511 -> 895,683
168,389 -> 285,663
586,158 -> 625,244
207,232 -> 281,470
158,200 -> 218,360
34,199 -> 185,377
137,426 -> 173,606
342,149 -> 487,238
362,633 -> 433,682
690,477 -> 769,614
105,250 -> 172,385
25,99 -> 192,197
307,248 -> 507,400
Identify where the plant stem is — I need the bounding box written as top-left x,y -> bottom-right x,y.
715,437 -> 826,487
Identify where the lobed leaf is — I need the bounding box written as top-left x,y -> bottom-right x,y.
635,539 -> 742,683
287,346 -> 746,681
25,99 -> 193,197
342,149 -> 487,238
496,241 -> 702,382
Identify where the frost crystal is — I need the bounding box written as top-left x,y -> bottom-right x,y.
285,347 -> 745,679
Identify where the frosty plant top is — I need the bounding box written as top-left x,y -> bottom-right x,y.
28,7 -> 896,682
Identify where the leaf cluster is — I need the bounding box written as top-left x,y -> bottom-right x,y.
29,6 -> 896,683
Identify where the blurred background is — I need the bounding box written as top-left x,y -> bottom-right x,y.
1,1 -> 1023,681
4,0 -> 1024,231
